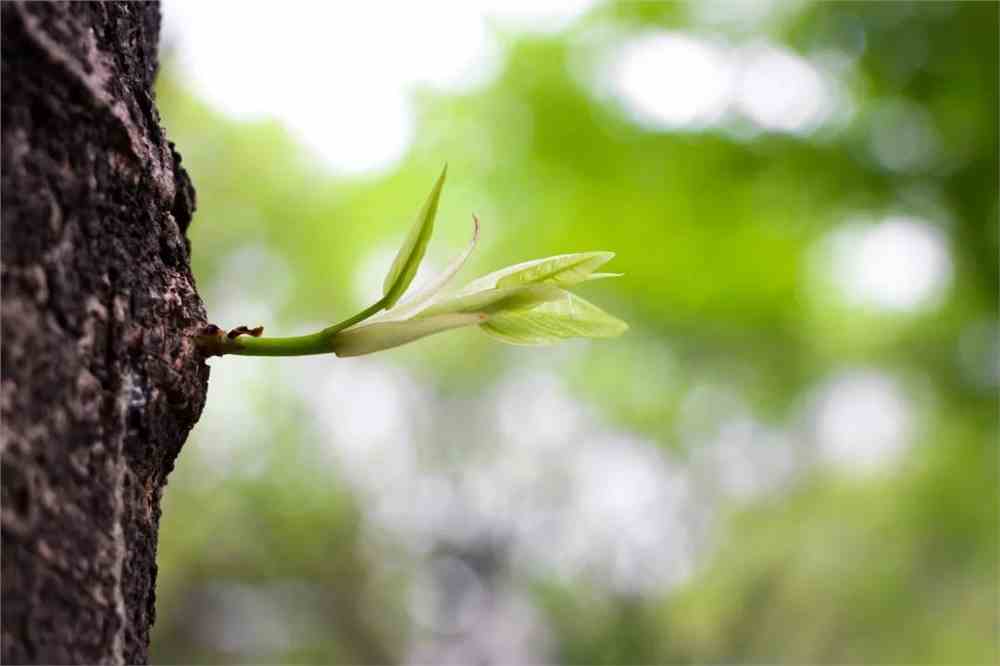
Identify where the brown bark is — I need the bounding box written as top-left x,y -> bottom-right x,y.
1,2 -> 208,663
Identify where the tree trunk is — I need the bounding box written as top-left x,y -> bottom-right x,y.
1,2 -> 208,663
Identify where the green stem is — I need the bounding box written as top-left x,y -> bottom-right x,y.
225,331 -> 333,356
319,296 -> 389,337
200,296 -> 391,357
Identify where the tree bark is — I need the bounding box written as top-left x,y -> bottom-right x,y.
1,2 -> 208,663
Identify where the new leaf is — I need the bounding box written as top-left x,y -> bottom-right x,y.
382,165 -> 448,308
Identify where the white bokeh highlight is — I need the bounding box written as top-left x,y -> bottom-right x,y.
827,216 -> 953,312
736,43 -> 832,133
606,31 -> 838,135
162,1 -> 595,175
811,370 -> 913,473
612,32 -> 734,129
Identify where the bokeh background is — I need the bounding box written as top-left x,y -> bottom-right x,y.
153,2 -> 997,663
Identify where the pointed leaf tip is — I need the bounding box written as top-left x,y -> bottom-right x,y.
382,166 -> 448,308
585,272 -> 624,281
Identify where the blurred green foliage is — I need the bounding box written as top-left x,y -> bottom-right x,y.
153,2 -> 996,663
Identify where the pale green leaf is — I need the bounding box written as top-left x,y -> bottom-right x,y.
382,165 -> 447,308
330,313 -> 482,357
417,284 -> 564,319
480,291 -> 628,345
460,252 -> 615,295
373,215 -> 479,324
496,251 -> 615,288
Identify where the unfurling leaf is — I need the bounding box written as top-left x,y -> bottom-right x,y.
417,283 -> 565,319
370,215 -> 480,324
480,291 -> 628,345
382,165 -> 448,308
460,252 -> 615,294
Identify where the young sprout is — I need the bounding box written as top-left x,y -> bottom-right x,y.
196,167 -> 627,357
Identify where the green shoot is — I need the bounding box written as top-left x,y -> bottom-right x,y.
195,168 -> 627,358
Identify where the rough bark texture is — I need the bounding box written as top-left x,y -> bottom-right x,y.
1,2 -> 208,663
